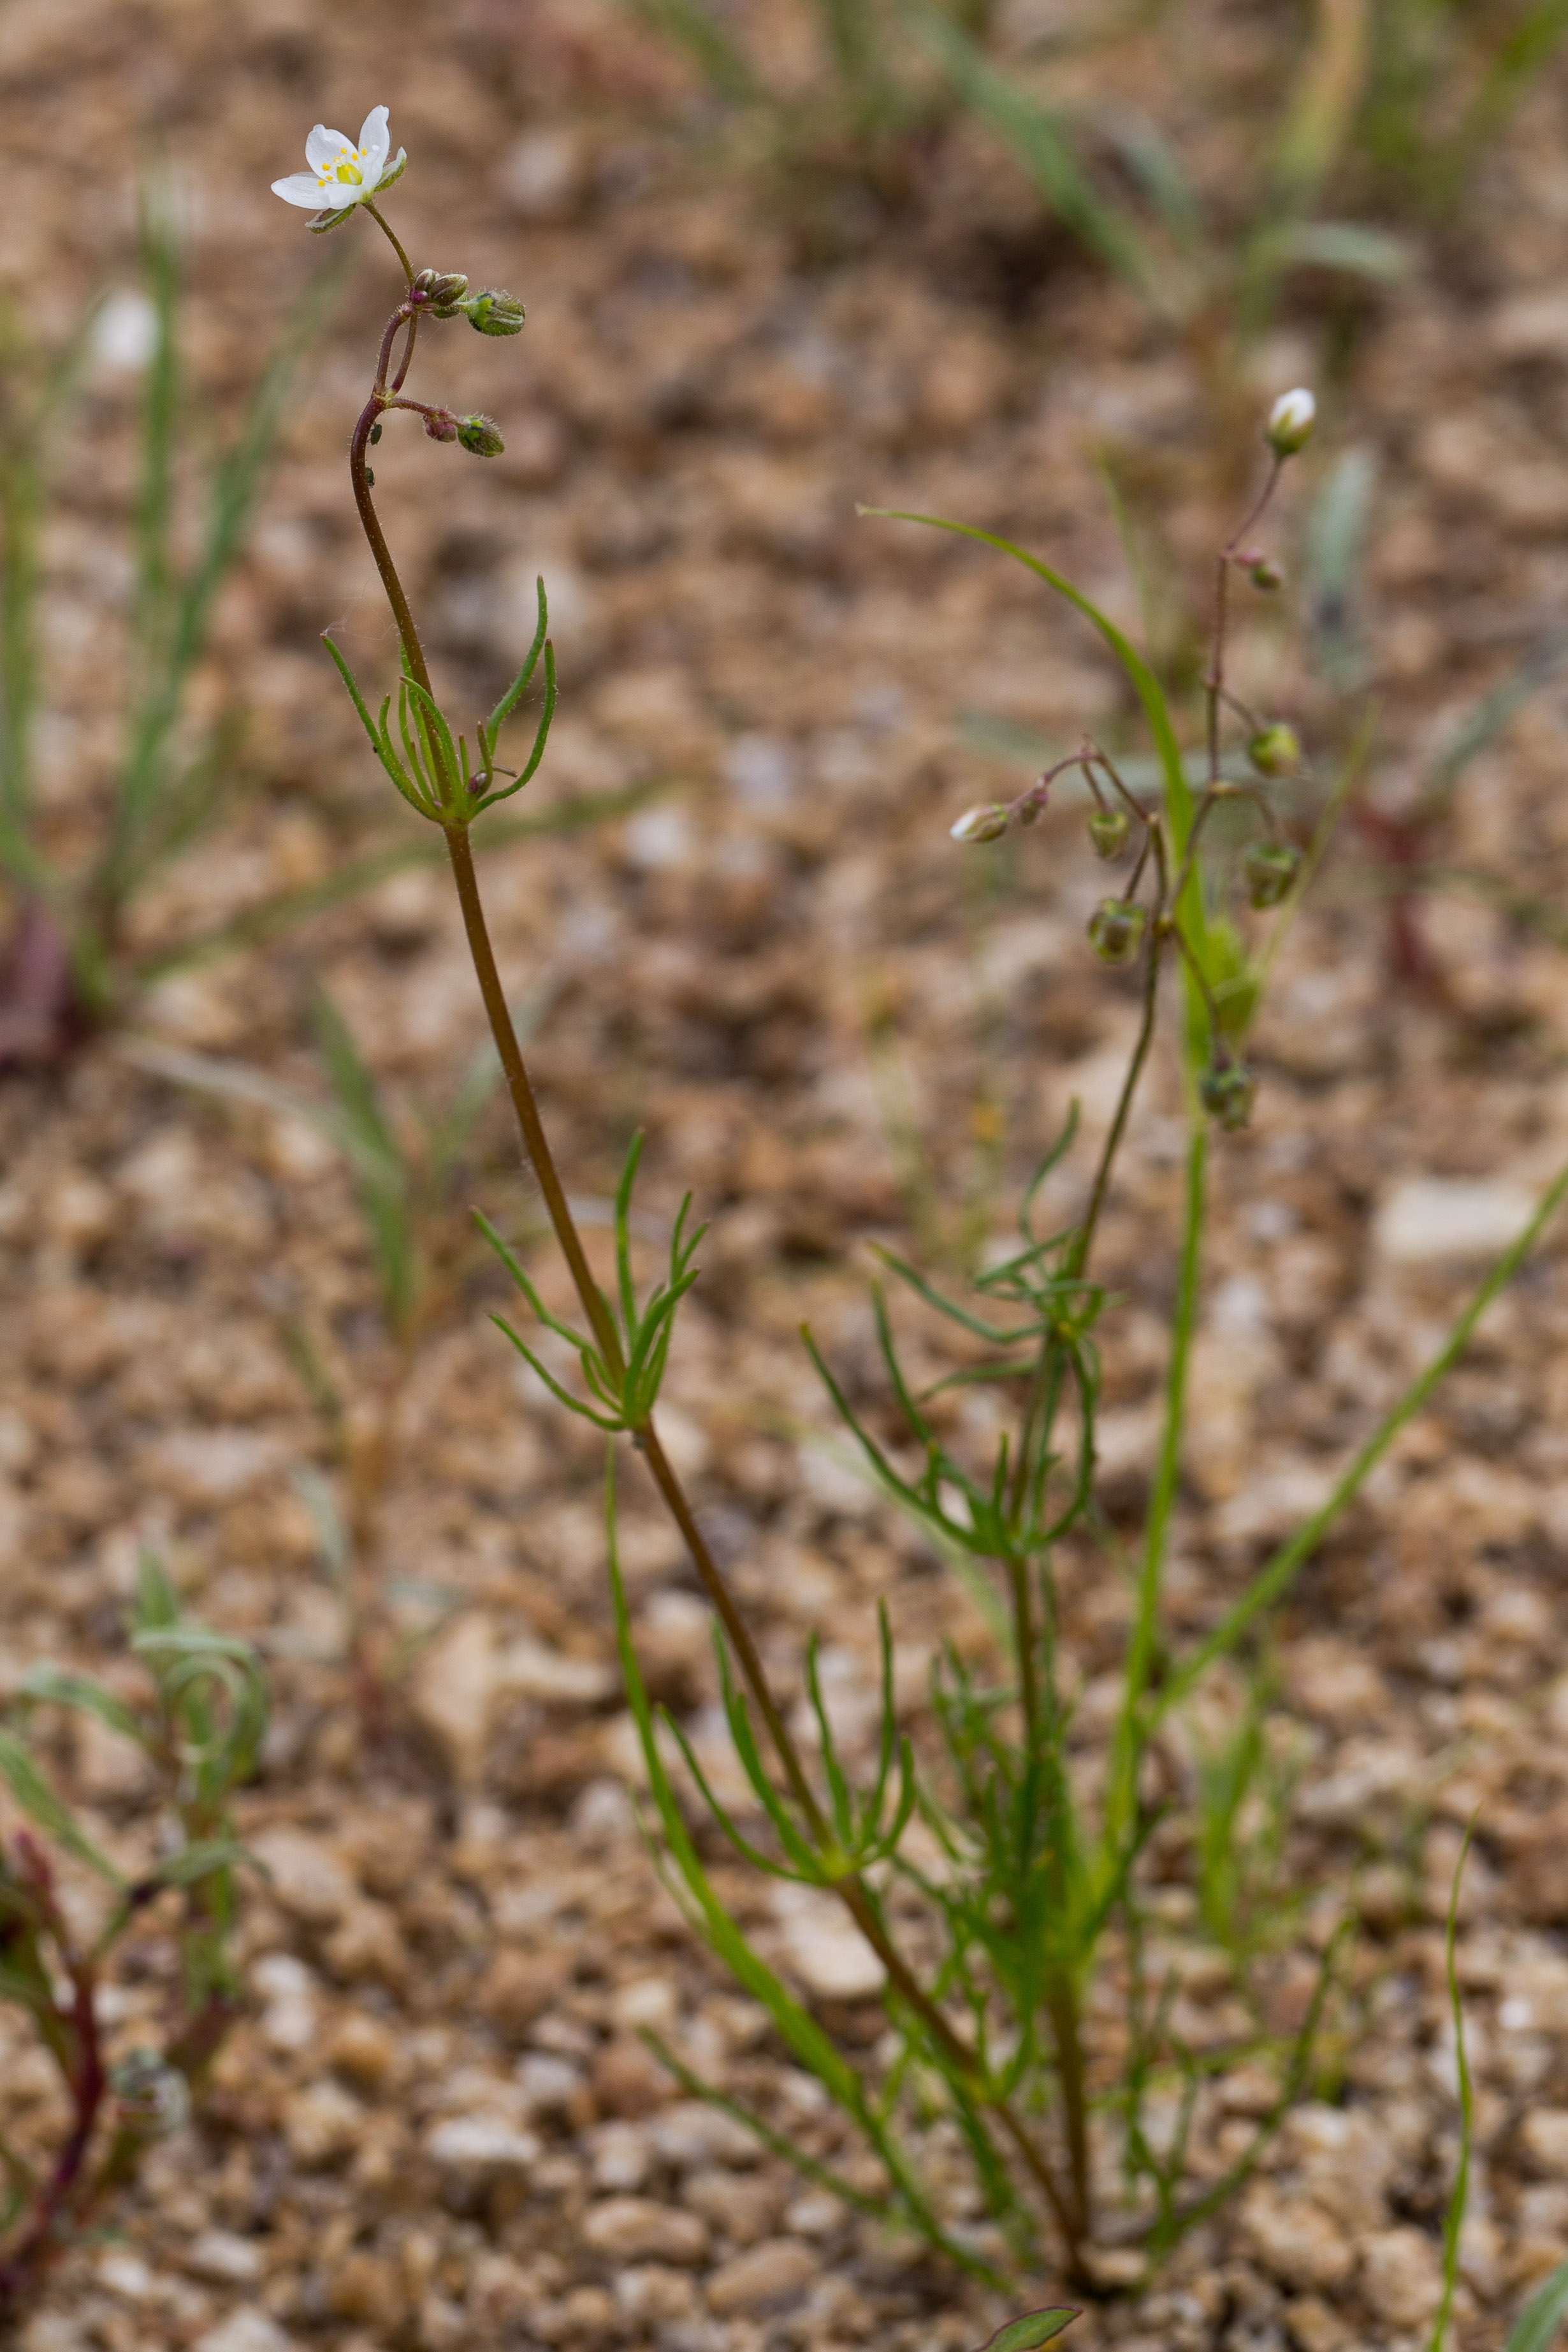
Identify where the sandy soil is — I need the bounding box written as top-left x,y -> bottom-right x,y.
8,2 -> 1568,2348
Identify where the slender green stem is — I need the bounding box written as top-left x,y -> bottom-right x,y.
363,200 -> 413,286
345,291 -> 1088,2282
1046,1970 -> 1091,2242
1106,1122 -> 1206,1850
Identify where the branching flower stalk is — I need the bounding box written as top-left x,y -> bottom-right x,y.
286,128 -> 1568,2296
294,117 -> 1108,2277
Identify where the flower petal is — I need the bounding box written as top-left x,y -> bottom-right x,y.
357,105 -> 391,171
273,172 -> 331,208
305,123 -> 354,171
319,183 -> 366,208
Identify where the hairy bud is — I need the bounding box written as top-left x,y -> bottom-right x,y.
459,288 -> 526,337
1247,723 -> 1300,778
112,2049 -> 191,2142
413,268 -> 470,317
1199,1061 -> 1257,1131
457,413 -> 505,458
1087,898 -> 1147,964
1243,839 -> 1300,909
1265,388 -> 1316,459
423,408 -> 460,443
950,803 -> 1011,845
1088,807 -> 1129,860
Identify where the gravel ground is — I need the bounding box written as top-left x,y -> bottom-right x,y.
9,3 -> 1568,2348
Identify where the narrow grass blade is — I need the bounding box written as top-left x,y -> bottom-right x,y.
0,1732 -> 122,1882
908,8 -> 1163,306
1428,1817 -> 1476,2352
1506,2252 -> 1568,2352
857,508 -> 1210,1008
128,780 -> 664,984
640,2029 -> 891,2216
973,2310 -> 1079,2352
1106,1126 -> 1205,1848
1159,1152 -> 1568,1713
603,1449 -> 999,2284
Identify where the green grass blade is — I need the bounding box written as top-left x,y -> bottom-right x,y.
907,8 -> 1163,306
134,178 -> 182,675
1428,1817 -> 1476,2352
1105,1124 -> 1205,1852
1506,2253 -> 1568,2352
858,506 -> 1207,987
639,2029 -> 891,2216
103,253 -> 344,913
603,1448 -> 998,2282
1159,1151 -> 1568,1714
129,779 -> 661,984
17,1668 -> 145,1747
1421,627 -> 1568,817
623,0 -> 759,102
1451,0 -> 1568,189
0,1732 -> 122,1883
973,2312 -> 1079,2352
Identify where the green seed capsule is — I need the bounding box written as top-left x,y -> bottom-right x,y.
1089,807 -> 1130,860
1087,898 -> 1146,964
1243,840 -> 1300,909
1247,723 -> 1301,778
1199,1061 -> 1257,1130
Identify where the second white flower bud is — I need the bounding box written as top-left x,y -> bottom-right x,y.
1265,387 -> 1316,459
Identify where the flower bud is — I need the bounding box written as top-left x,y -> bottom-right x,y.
950,803 -> 1011,844
457,414 -> 505,458
458,288 -> 526,337
1243,839 -> 1300,909
1087,897 -> 1147,964
111,2049 -> 191,2142
414,268 -> 470,316
424,407 -> 460,443
1247,555 -> 1284,592
1265,388 -> 1316,458
1247,722 -> 1300,778
1088,807 -> 1130,860
1199,1061 -> 1257,1131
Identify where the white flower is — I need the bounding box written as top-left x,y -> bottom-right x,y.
272,106 -> 405,213
1265,387 -> 1316,458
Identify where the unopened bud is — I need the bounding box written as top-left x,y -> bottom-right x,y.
111,2049 -> 191,2142
1247,723 -> 1300,778
414,269 -> 470,317
1088,807 -> 1130,860
457,414 -> 505,458
1087,898 -> 1147,964
1247,555 -> 1284,592
1199,1061 -> 1257,1131
950,803 -> 1011,845
1243,839 -> 1300,908
423,408 -> 460,443
1017,780 -> 1049,824
1265,387 -> 1316,459
459,288 -> 526,337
